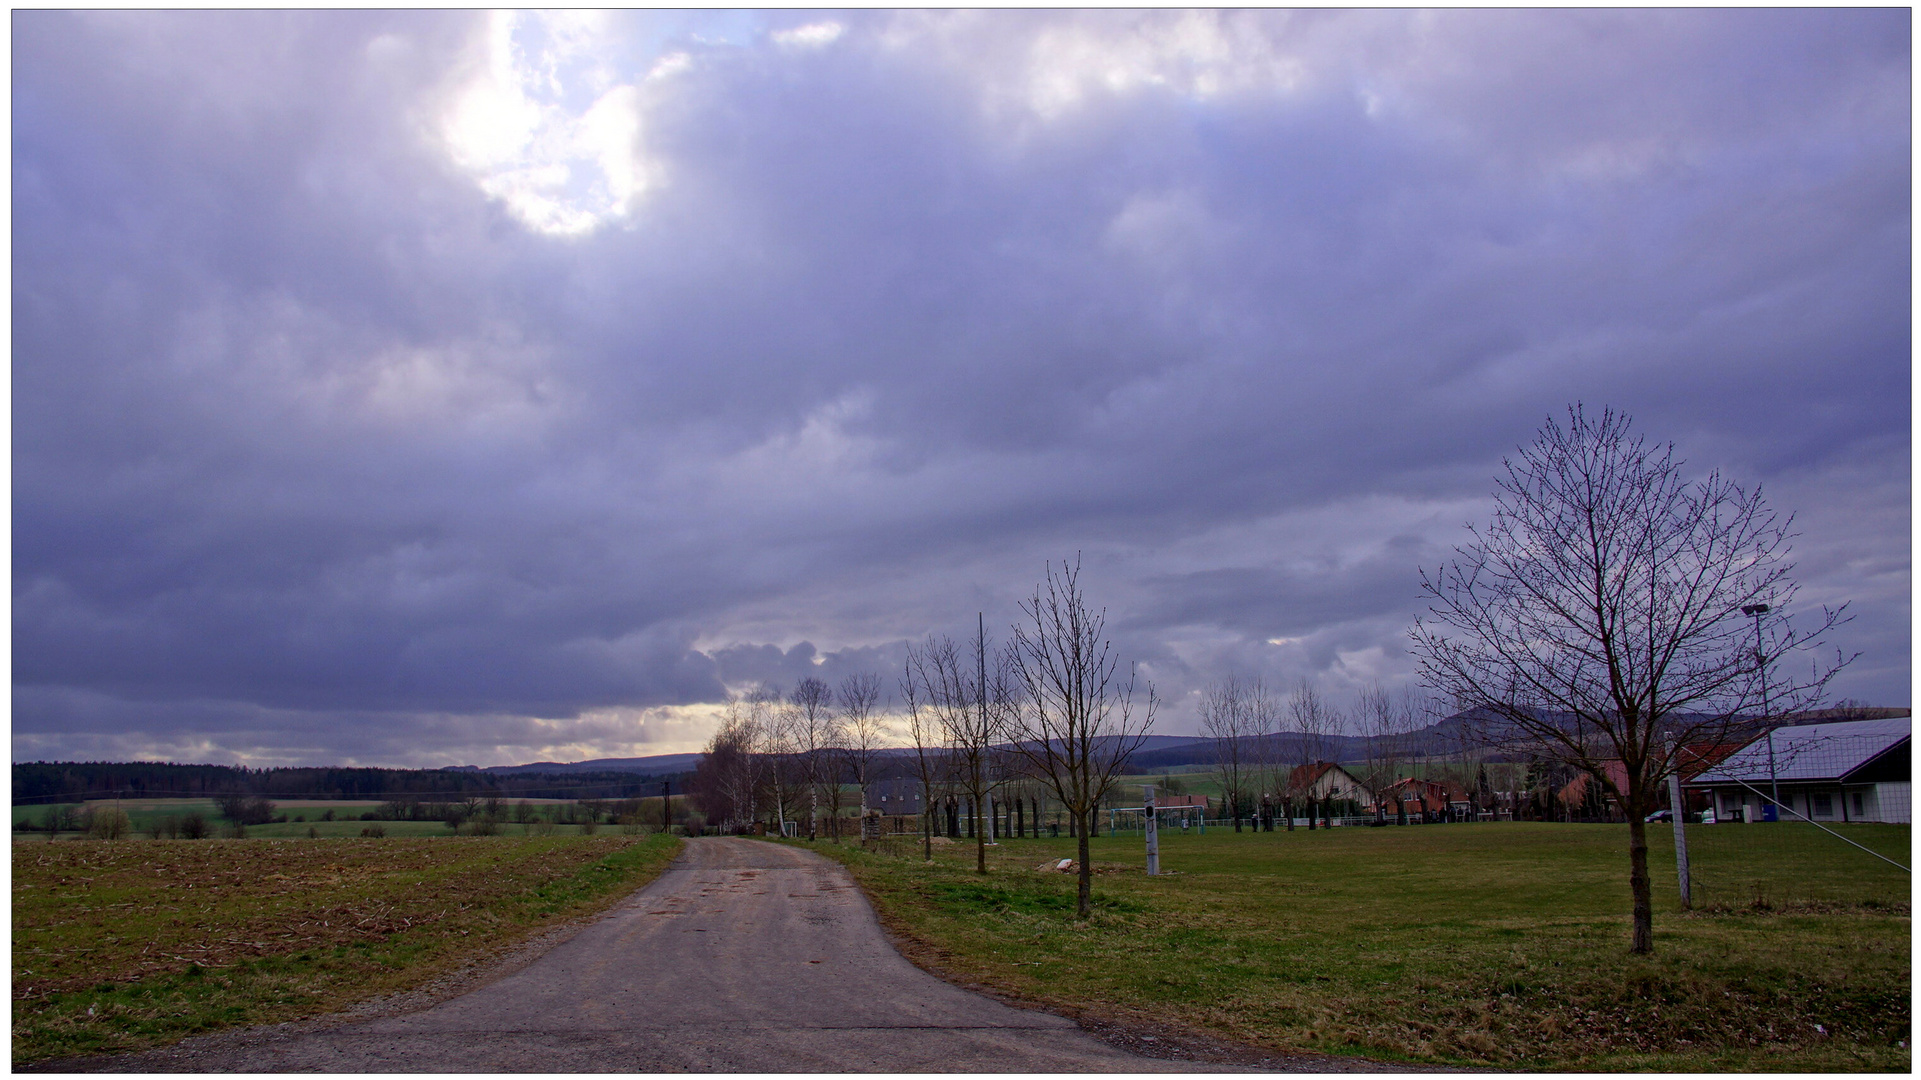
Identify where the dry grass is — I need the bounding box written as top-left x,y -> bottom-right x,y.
13,833 -> 681,1064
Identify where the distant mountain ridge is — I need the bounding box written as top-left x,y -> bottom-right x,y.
468,707 -> 1908,775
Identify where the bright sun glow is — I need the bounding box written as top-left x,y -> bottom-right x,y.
441,11 -> 669,237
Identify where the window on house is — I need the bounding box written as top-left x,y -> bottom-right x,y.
1813,792 -> 1832,817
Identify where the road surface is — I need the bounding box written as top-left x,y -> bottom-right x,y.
67,836 -> 1239,1072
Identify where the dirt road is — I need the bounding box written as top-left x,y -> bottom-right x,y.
70,836 -> 1231,1072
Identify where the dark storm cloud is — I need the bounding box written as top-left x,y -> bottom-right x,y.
13,10 -> 1908,765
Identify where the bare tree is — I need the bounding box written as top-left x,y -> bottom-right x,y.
760,685 -> 799,835
692,699 -> 761,828
788,677 -> 837,841
838,671 -> 886,826
1411,405 -> 1850,954
1355,681 -> 1401,822
905,628 -> 1009,873
899,651 -> 953,861
1006,558 -> 1158,917
1198,676 -> 1272,833
1289,679 -> 1345,764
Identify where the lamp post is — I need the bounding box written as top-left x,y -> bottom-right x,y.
1742,604 -> 1779,819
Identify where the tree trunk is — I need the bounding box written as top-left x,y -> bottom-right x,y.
1075,812 -> 1093,917
1627,812 -> 1653,953
975,797 -> 987,873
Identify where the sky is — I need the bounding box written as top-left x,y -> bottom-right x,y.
12,9 -> 1911,768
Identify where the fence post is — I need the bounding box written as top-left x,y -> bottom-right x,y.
1143,784 -> 1159,876
1667,762 -> 1691,910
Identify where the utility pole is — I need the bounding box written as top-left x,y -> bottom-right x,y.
661,779 -> 672,835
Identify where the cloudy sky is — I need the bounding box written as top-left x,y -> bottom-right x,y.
13,9 -> 1910,768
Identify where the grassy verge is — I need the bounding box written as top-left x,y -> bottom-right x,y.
13,832 -> 682,1064
795,824 -> 1908,1071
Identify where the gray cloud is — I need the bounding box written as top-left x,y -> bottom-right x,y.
13,10 -> 1908,765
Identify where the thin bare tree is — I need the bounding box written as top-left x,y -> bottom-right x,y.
1198,676 -> 1272,832
1006,557 -> 1158,917
904,629 -> 1008,873
1411,404 -> 1850,954
838,671 -> 886,825
787,677 -> 837,841
899,651 -> 953,861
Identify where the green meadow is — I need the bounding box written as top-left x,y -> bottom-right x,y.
797,821 -> 1909,1071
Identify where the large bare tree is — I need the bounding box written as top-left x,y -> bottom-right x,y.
1411,405 -> 1849,954
1006,558 -> 1158,917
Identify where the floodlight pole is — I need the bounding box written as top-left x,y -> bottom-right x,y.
1743,604 -> 1779,818
1143,784 -> 1159,875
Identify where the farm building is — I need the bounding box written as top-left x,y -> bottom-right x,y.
1686,716 -> 1910,824
863,772 -> 925,817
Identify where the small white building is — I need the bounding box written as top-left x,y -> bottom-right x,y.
1687,716 -> 1909,824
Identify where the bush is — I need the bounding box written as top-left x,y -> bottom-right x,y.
179,813 -> 209,840
307,825 -> 319,838
360,824 -> 386,838
320,809 -> 335,822
88,808 -> 133,840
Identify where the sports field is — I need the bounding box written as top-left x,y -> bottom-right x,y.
801,821 -> 1909,1071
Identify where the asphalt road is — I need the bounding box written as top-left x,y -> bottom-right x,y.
71,836 -> 1229,1072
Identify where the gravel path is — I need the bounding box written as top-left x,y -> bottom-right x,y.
52,837 -> 1247,1072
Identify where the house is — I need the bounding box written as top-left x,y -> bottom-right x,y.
1687,717 -> 1909,824
862,772 -> 926,818
1376,777 -> 1470,822
1285,761 -> 1371,805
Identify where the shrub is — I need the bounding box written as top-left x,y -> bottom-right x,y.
179,813 -> 209,840
88,808 -> 132,840
360,824 -> 386,838
320,809 -> 335,822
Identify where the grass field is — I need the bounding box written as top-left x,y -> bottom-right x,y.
12,798 -> 632,841
12,833 -> 683,1064
795,822 -> 1909,1071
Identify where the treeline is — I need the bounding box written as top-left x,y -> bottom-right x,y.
12,761 -> 687,804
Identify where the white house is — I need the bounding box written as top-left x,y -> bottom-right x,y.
1687,716 -> 1909,824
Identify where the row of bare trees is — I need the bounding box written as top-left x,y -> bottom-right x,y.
1197,676 -> 1461,828
901,560 -> 1157,915
694,558 -> 1159,917
692,672 -> 889,840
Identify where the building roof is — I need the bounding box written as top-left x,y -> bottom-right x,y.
1690,717 -> 1910,785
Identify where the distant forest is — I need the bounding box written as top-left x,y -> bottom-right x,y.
12,761 -> 688,805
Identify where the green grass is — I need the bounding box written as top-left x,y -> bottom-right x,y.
13,832 -> 683,1064
796,823 -> 1909,1071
